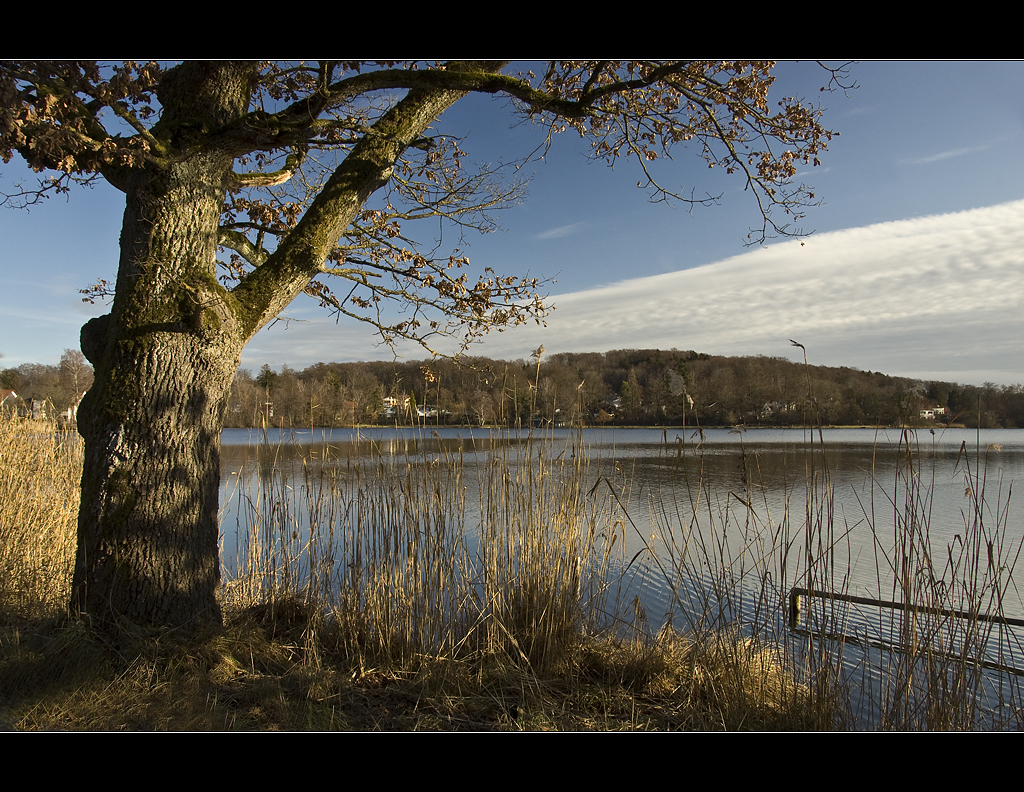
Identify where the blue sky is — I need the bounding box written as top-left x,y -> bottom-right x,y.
2,61 -> 1023,385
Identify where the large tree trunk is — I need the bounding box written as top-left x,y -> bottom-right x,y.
73,323 -> 239,631
73,173 -> 242,630
68,62 -> 470,636
71,63 -> 251,633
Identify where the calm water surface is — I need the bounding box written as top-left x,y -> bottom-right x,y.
220,426 -> 1024,725
220,426 -> 1024,601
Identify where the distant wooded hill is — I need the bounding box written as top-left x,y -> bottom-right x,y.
223,349 -> 1024,429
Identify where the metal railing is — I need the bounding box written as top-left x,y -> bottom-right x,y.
788,587 -> 1024,677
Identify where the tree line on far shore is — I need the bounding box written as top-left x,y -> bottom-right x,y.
1,349 -> 94,420
225,349 -> 1024,430
6,347 -> 1022,430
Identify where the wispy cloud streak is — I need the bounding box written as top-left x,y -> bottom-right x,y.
902,144 -> 988,165
243,202 -> 1024,385
473,201 -> 1024,384
534,222 -> 587,240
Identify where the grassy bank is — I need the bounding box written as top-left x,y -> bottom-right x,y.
1,417 -> 1021,730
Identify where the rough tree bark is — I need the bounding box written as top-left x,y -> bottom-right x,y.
72,63 -> 255,629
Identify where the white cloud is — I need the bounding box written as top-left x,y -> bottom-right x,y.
902,145 -> 989,165
534,222 -> 586,240
473,200 -> 1024,384
242,201 -> 1024,386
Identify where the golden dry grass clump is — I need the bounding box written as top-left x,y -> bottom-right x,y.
0,416 -> 80,617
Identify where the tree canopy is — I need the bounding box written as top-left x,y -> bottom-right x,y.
2,61 -> 841,352
0,61 -> 845,635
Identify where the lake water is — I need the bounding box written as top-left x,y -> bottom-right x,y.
219,425 -> 1024,727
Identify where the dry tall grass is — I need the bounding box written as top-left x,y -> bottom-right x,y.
856,431 -> 1024,730
618,422 -> 1024,731
3,414 -> 1021,730
0,416 -> 79,617
215,426 -> 816,728
222,432 -> 624,675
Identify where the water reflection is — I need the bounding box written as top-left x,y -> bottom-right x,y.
220,426 -> 1024,614
219,426 -> 1024,726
